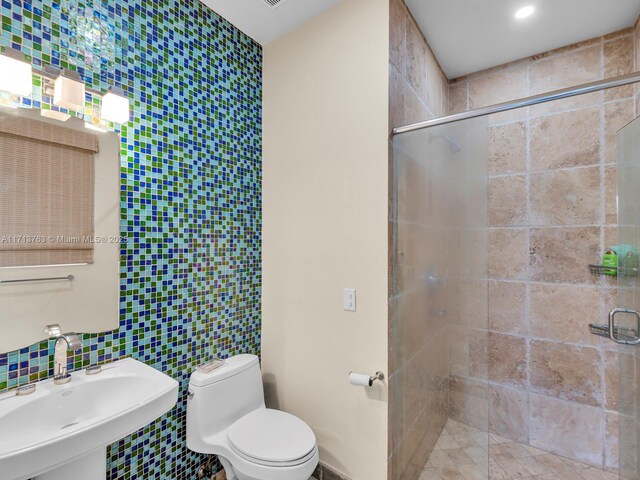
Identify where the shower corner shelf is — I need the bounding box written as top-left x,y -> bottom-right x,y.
590,322 -> 639,342
589,323 -> 610,338
589,264 -> 618,276
589,264 -> 639,277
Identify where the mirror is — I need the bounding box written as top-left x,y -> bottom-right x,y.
0,107 -> 121,352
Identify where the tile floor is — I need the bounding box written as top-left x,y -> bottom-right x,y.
420,419 -> 618,480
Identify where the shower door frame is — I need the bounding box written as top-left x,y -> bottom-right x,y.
393,71 -> 640,135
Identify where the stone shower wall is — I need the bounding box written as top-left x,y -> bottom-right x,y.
389,0 -> 448,129
449,28 -> 636,470
0,1 -> 262,479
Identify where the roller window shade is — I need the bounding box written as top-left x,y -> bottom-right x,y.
0,117 -> 99,267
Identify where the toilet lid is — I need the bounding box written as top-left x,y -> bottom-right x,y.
227,408 -> 316,464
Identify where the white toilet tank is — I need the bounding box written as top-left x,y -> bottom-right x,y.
187,354 -> 265,453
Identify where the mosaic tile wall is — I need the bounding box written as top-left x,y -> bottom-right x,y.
0,1 -> 262,479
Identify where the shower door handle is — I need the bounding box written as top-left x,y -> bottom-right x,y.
608,307 -> 640,345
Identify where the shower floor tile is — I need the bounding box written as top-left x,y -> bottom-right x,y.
420,420 -> 617,480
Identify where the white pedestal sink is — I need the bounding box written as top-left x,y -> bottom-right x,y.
0,358 -> 179,480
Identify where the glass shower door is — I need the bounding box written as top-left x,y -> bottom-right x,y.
616,115 -> 640,480
390,116 -> 489,480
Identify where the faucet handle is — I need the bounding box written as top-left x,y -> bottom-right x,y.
44,324 -> 62,338
63,333 -> 83,352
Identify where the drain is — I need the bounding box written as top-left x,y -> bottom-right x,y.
61,422 -> 79,430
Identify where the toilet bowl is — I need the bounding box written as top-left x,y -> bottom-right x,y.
186,354 -> 318,480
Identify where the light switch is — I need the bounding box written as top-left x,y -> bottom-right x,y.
344,288 -> 356,312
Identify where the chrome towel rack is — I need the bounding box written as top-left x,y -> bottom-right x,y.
0,275 -> 74,285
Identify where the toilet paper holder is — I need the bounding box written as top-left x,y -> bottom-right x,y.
349,370 -> 385,387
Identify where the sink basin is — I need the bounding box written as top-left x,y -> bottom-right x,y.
0,358 -> 178,480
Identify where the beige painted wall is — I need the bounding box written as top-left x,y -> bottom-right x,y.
262,1 -> 390,479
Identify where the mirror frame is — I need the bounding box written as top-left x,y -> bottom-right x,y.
0,107 -> 121,352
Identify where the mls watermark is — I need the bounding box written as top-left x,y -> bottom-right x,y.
0,235 -> 127,245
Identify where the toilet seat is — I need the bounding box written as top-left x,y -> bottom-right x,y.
227,409 -> 317,467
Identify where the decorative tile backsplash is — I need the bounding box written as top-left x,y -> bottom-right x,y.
0,1 -> 262,479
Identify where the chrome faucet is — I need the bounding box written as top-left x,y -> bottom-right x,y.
44,325 -> 83,385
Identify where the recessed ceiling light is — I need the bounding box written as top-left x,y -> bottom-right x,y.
515,5 -> 535,20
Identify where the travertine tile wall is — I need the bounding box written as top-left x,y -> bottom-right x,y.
388,0 -> 450,479
449,29 -> 638,470
389,0 -> 448,129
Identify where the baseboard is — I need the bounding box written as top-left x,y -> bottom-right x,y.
312,462 -> 352,480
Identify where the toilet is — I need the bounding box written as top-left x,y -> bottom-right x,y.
186,354 -> 319,480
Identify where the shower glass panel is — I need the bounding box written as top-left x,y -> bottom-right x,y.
390,116 -> 489,480
617,115 -> 640,480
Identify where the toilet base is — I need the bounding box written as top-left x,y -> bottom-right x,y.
218,456 -> 238,480
229,449 -> 318,480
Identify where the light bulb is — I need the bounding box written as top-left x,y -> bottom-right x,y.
53,69 -> 85,111
101,86 -> 130,124
0,48 -> 32,97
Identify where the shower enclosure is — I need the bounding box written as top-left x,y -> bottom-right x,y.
390,72 -> 640,480
617,115 -> 640,480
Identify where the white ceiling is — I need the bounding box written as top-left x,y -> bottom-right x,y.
406,0 -> 640,78
201,0 -> 341,45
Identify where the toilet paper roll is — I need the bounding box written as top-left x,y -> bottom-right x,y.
349,372 -> 372,387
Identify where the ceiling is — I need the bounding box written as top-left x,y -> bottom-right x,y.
201,0 -> 341,45
406,0 -> 640,78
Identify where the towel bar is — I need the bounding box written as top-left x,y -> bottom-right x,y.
0,275 -> 74,285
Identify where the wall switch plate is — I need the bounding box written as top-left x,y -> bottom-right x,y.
343,288 -> 356,312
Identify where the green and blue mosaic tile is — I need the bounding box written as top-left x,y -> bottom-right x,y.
0,0 -> 262,478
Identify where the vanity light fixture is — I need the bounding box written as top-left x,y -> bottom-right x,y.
41,109 -> 71,122
100,86 -> 130,124
84,122 -> 109,133
515,5 -> 535,19
0,47 -> 33,97
1,53 -> 130,125
54,69 -> 86,111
